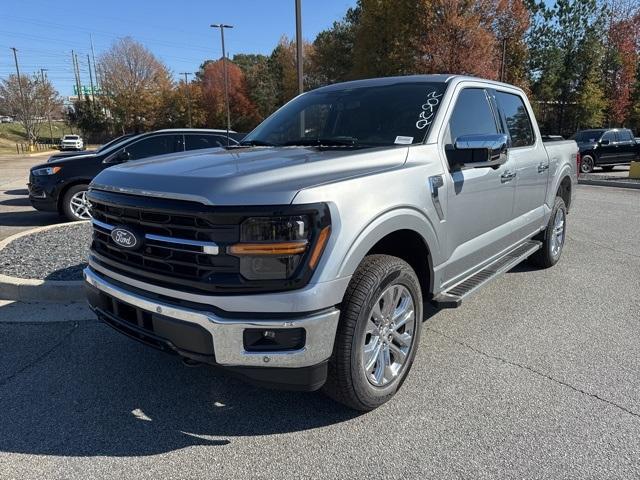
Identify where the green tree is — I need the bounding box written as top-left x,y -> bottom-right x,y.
527,0 -> 607,135
310,7 -> 360,85
233,54 -> 279,120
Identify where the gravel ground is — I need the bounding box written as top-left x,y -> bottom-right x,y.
581,173 -> 640,184
0,223 -> 91,280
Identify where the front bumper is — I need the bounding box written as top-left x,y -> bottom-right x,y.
84,266 -> 341,389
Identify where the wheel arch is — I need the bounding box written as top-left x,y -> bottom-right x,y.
57,179 -> 92,212
336,209 -> 439,298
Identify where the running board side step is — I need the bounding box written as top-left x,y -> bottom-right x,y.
431,240 -> 542,309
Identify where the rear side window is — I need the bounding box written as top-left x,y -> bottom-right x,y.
495,92 -> 535,147
185,134 -> 225,150
125,134 -> 184,160
447,88 -> 498,142
618,130 -> 633,141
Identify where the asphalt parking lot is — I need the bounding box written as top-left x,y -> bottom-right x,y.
0,159 -> 639,477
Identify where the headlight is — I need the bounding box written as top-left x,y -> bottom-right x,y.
229,214 -> 331,280
32,166 -> 62,176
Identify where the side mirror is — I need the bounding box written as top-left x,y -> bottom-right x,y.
599,139 -> 610,146
447,133 -> 509,169
104,149 -> 131,164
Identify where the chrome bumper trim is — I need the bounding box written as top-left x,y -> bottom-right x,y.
84,267 -> 340,368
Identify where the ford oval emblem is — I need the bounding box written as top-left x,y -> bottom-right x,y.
111,227 -> 139,249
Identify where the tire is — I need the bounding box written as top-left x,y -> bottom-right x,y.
322,254 -> 423,411
61,184 -> 92,221
580,155 -> 594,174
529,197 -> 567,269
601,166 -> 614,172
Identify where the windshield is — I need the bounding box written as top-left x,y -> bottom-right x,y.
64,135 -> 79,140
242,81 -> 448,148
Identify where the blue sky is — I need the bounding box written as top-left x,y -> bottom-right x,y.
0,0 -> 357,97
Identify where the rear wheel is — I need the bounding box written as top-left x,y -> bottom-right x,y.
61,184 -> 92,221
322,255 -> 423,411
580,155 -> 594,174
529,197 -> 567,268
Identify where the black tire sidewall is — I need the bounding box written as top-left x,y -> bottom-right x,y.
62,184 -> 89,221
545,197 -> 567,265
348,261 -> 423,408
581,155 -> 594,173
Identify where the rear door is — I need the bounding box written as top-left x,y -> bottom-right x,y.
440,87 -> 517,285
494,90 -> 548,238
616,129 -> 637,162
597,130 -> 618,163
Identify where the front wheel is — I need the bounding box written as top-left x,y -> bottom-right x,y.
322,255 -> 423,411
61,184 -> 92,221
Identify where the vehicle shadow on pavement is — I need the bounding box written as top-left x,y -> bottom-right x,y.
0,319 -> 361,457
0,210 -> 63,228
0,197 -> 33,207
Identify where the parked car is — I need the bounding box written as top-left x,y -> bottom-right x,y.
0,115 -> 13,123
83,75 -> 579,410
47,134 -> 136,162
28,129 -> 238,221
573,128 -> 639,173
60,134 -> 84,151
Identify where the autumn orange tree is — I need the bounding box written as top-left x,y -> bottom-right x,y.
199,59 -> 260,132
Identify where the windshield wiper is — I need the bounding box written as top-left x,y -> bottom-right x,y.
236,139 -> 276,147
282,136 -> 360,147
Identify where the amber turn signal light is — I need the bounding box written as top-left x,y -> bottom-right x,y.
308,226 -> 331,269
228,241 -> 309,256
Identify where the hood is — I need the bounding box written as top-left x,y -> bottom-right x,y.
47,150 -> 97,162
91,146 -> 408,205
33,153 -> 98,170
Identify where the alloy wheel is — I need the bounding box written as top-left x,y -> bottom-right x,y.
361,284 -> 416,387
69,190 -> 92,220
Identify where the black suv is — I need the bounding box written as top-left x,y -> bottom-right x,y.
29,129 -> 238,221
573,128 -> 639,173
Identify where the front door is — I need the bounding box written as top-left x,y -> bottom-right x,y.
439,87 -> 517,286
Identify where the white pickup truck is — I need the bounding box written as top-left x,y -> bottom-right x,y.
84,75 -> 578,410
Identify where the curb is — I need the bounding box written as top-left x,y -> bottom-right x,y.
0,222 -> 88,303
578,178 -> 640,190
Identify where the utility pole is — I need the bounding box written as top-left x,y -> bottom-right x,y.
90,34 -> 99,90
10,47 -> 29,142
179,72 -> 193,128
40,68 -> 54,143
210,23 -> 233,146
71,50 -> 82,102
87,54 -> 96,106
295,0 -> 303,95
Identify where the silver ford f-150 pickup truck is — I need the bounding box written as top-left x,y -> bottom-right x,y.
84,75 -> 578,410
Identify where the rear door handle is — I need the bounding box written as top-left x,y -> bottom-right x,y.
500,171 -> 516,183
537,163 -> 549,173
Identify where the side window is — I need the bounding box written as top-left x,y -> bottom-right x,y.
601,131 -> 617,143
185,134 -> 225,150
618,130 -> 633,142
495,91 -> 535,147
447,88 -> 498,143
126,135 -> 183,160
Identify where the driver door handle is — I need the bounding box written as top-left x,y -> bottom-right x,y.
500,170 -> 516,183
537,163 -> 549,173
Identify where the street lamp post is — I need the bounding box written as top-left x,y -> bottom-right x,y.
295,0 -> 303,95
210,23 -> 233,146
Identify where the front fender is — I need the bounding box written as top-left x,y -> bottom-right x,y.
336,207 -> 441,283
